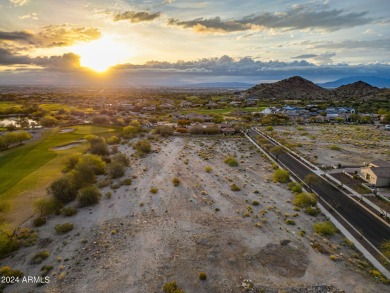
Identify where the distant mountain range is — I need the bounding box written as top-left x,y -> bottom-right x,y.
245,76 -> 389,101
318,76 -> 390,88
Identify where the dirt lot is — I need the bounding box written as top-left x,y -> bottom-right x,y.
2,136 -> 388,293
266,124 -> 390,167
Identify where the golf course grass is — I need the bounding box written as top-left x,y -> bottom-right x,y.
0,125 -> 120,226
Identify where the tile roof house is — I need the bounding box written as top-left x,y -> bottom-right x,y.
360,160 -> 390,187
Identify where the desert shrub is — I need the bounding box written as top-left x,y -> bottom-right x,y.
134,139 -> 151,154
154,125 -> 174,137
48,177 -> 78,204
176,128 -> 188,133
199,272 -> 207,280
313,221 -> 338,236
293,192 -> 317,208
265,126 -> 273,131
33,217 -> 47,227
30,251 -> 50,264
55,223 -> 74,234
272,169 -> 290,183
34,198 -> 63,216
252,201 -> 260,206
41,265 -> 53,276
107,161 -> 126,179
112,152 -> 130,167
15,228 -> 37,247
288,182 -> 302,193
343,238 -> 355,249
77,185 -> 101,207
106,136 -> 120,145
67,168 -> 96,189
163,281 -> 184,293
224,157 -> 238,167
204,166 -> 212,173
0,265 -> 23,278
381,240 -> 390,258
105,192 -> 112,199
61,207 -> 78,217
90,140 -> 110,156
0,232 -> 20,258
305,206 -> 320,216
63,153 -> 82,172
230,184 -> 241,191
76,154 -> 106,175
97,178 -> 112,188
285,219 -> 295,225
121,178 -> 132,186
329,144 -> 342,151
172,177 -> 180,186
150,187 -> 158,194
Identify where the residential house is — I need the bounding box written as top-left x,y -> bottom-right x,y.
160,103 -> 175,110
180,101 -> 193,108
221,128 -> 236,135
141,105 -> 156,112
360,160 -> 390,187
205,102 -> 218,109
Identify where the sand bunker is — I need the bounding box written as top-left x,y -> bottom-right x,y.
52,141 -> 81,150
59,128 -> 75,133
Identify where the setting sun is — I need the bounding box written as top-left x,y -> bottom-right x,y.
72,36 -> 133,72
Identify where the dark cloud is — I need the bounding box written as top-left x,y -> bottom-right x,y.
113,55 -> 315,75
168,17 -> 248,33
113,11 -> 161,23
0,48 -> 32,65
292,54 -> 318,59
0,48 -> 81,71
0,31 -> 34,42
169,6 -> 374,33
35,53 -> 81,71
0,25 -> 101,48
313,38 -> 390,50
36,25 -> 101,47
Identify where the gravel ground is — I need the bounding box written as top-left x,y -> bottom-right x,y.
2,136 -> 388,293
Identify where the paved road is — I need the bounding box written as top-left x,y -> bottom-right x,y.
248,128 -> 390,251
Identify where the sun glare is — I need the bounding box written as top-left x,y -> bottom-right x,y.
72,36 -> 132,72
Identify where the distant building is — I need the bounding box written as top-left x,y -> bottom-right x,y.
141,105 -> 156,112
160,103 -> 175,110
360,160 -> 390,187
180,101 -> 192,108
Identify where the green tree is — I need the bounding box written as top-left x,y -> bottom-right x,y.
293,192 -> 317,208
154,125 -> 174,137
34,198 -> 63,215
77,185 -> 101,207
40,116 -> 59,127
123,125 -> 139,138
272,169 -> 290,183
107,161 -> 125,179
134,139 -> 151,154
63,153 -> 82,172
48,176 -> 78,204
76,154 -> 106,175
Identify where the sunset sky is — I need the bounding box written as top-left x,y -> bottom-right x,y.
0,0 -> 389,86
